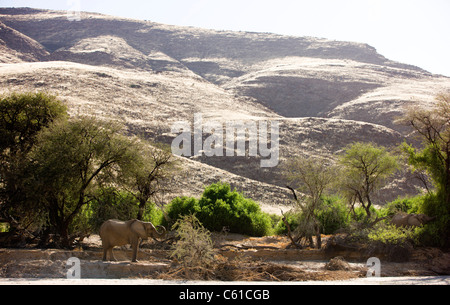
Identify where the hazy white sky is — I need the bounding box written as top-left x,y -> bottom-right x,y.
1,0 -> 449,76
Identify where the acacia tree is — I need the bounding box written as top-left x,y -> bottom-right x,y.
0,92 -> 67,234
338,142 -> 399,220
29,117 -> 138,248
119,142 -> 177,220
0,92 -> 67,156
283,155 -> 337,249
398,93 -> 450,246
399,93 -> 450,206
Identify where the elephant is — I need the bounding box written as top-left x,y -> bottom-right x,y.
391,213 -> 436,228
99,219 -> 166,262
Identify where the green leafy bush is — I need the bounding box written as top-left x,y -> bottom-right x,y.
273,211 -> 299,235
382,196 -> 422,216
164,183 -> 272,236
316,196 -> 350,234
367,224 -> 419,246
88,188 -> 164,232
274,196 -> 350,236
416,193 -> 450,247
166,197 -> 201,222
382,193 -> 449,247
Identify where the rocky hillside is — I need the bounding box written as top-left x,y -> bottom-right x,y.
1,7 -> 450,211
0,20 -> 49,63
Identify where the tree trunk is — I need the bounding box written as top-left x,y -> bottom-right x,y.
281,210 -> 302,249
315,224 -> 322,249
59,221 -> 71,249
137,198 -> 147,221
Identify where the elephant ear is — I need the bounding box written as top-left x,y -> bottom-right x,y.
130,221 -> 147,239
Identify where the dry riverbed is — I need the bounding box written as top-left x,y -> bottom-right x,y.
0,234 -> 449,284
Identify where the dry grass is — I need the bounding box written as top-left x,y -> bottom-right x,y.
157,255 -> 364,282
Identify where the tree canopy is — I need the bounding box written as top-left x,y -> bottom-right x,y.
338,142 -> 399,219
0,92 -> 177,248
399,93 -> 450,247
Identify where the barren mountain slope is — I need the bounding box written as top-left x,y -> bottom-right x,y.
0,60 -> 412,205
1,8 -> 450,207
0,60 -> 293,210
0,8 -> 419,69
0,60 -> 278,128
222,57 -> 448,128
0,21 -> 48,63
1,8 -> 447,131
327,77 -> 450,131
47,35 -> 188,73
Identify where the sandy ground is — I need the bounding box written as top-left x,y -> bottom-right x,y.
1,234 -> 449,285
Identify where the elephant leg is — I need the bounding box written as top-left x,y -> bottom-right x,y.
131,239 -> 139,263
102,248 -> 108,261
109,248 -> 116,262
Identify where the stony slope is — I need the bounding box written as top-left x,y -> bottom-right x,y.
0,21 -> 48,63
1,8 -> 450,209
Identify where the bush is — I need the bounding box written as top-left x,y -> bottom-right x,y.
274,211 -> 299,235
383,196 -> 422,216
88,188 -> 164,232
382,193 -> 449,247
166,197 -> 201,222
416,193 -> 450,247
164,183 -> 273,236
350,206 -> 381,224
364,223 -> 417,262
275,196 -> 350,236
171,214 -> 215,268
316,196 -> 350,234
367,223 -> 419,246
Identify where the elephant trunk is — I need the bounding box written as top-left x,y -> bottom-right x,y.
154,225 -> 167,240
425,216 -> 437,224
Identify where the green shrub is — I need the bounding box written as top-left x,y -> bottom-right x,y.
316,196 -> 350,234
88,188 -> 139,231
164,182 -> 273,236
367,223 -> 419,246
350,206 -> 380,223
416,193 -> 450,247
275,196 -> 350,236
383,196 -> 422,216
382,193 -> 449,247
0,223 -> 9,233
88,188 -> 164,232
274,211 -> 300,235
166,196 -> 201,222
